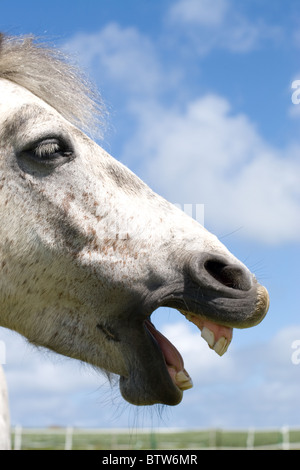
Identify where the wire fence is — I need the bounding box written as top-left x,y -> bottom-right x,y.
11,425 -> 300,450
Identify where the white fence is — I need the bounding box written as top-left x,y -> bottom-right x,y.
11,425 -> 300,450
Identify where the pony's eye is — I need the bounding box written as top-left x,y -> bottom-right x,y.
17,137 -> 75,175
32,139 -> 73,161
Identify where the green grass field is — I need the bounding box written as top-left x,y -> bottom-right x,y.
11,427 -> 300,450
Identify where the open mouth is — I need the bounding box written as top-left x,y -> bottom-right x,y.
119,260 -> 269,407
144,312 -> 233,393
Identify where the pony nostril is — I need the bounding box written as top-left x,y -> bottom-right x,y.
189,254 -> 253,292
204,260 -> 252,291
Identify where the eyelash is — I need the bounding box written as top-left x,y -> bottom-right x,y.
34,141 -> 62,158
28,138 -> 74,162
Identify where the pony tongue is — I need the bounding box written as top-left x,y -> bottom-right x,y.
145,313 -> 232,392
145,320 -> 193,391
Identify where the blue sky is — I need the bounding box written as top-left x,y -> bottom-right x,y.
1,0 -> 300,431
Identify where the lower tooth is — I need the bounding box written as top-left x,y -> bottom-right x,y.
175,371 -> 193,390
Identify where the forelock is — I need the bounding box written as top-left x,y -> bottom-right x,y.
0,33 -> 106,138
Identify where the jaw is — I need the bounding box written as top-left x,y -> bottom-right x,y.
119,319 -> 184,406
117,281 -> 269,406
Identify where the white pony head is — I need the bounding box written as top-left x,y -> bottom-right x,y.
0,34 -> 269,406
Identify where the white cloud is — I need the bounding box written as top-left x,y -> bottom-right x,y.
169,0 -> 229,27
167,0 -> 282,54
65,23 -> 164,97
124,94 -> 300,245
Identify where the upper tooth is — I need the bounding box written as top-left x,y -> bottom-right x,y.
183,312 -> 232,356
201,327 -> 215,347
213,337 -> 229,356
201,328 -> 231,356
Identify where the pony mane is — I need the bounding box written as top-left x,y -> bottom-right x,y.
0,33 -> 105,137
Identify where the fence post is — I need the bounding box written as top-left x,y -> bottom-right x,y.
281,425 -> 290,450
150,431 -> 157,450
246,427 -> 255,449
14,424 -> 22,450
65,426 -> 73,450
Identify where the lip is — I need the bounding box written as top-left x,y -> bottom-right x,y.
149,277 -> 269,329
